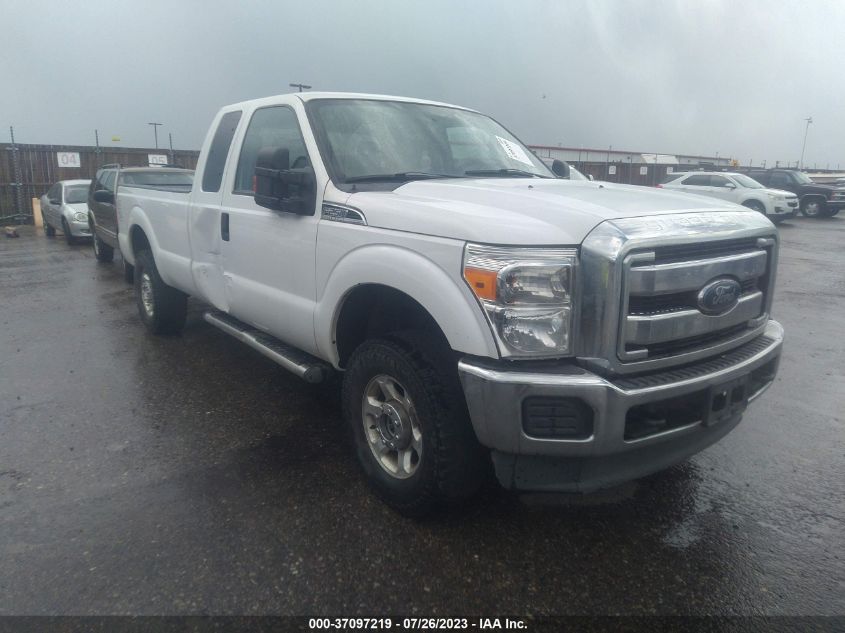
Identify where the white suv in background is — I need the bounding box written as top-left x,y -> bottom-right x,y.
660,171 -> 798,223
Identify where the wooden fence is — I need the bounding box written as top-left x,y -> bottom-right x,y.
1,143 -> 199,222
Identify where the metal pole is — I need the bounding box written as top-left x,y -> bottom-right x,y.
799,117 -> 812,169
9,126 -> 23,222
169,133 -> 174,164
148,122 -> 163,149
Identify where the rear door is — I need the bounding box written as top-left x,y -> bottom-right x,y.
217,102 -> 320,355
677,173 -> 713,196
188,109 -> 243,311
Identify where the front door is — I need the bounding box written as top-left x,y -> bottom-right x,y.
44,184 -> 61,227
708,175 -> 738,202
768,171 -> 796,195
218,103 -> 320,356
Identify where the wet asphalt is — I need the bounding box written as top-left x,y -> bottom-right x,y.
0,218 -> 842,617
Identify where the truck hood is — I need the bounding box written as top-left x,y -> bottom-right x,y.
346,178 -> 747,245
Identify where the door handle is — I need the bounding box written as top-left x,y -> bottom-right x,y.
221,212 -> 230,241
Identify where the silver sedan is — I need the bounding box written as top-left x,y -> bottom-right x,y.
40,179 -> 92,244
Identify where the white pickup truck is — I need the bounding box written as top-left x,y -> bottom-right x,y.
115,92 -> 783,515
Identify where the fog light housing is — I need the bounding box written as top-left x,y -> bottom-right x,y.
522,397 -> 594,439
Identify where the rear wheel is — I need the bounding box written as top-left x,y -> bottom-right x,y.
61,218 -> 76,245
342,334 -> 486,516
801,197 -> 827,218
92,228 -> 114,263
134,250 -> 187,335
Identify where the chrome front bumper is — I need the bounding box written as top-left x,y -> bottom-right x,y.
458,320 -> 783,492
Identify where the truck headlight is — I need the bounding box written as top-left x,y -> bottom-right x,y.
463,244 -> 576,357
73,211 -> 87,222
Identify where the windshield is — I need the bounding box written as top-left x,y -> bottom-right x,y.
308,99 -> 553,185
793,171 -> 814,184
64,185 -> 89,204
121,171 -> 194,187
732,174 -> 764,189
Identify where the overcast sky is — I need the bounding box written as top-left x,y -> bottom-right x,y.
3,0 -> 844,168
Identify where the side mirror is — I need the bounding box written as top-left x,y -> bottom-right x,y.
254,146 -> 316,215
551,159 -> 570,179
588,174 -> 595,181
93,189 -> 114,204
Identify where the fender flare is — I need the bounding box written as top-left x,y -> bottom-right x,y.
314,244 -> 498,366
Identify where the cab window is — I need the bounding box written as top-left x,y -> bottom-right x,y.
233,106 -> 310,195
709,175 -> 732,187
769,172 -> 791,187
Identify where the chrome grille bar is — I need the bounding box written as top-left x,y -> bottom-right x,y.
628,250 -> 767,295
625,291 -> 763,345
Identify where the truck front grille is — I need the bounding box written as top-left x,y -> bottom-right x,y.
619,239 -> 773,363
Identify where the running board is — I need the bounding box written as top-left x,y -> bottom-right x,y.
203,311 -> 332,384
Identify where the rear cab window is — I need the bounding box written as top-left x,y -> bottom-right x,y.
202,110 -> 243,192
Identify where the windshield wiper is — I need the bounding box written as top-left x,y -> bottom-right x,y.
344,172 -> 460,184
464,168 -> 549,178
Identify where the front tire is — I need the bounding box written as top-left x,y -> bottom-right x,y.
123,259 -> 135,285
61,218 -> 76,245
44,219 -> 55,237
92,228 -> 114,263
342,335 -> 485,516
742,200 -> 767,215
134,250 -> 187,335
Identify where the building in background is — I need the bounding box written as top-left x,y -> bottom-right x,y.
529,145 -> 736,186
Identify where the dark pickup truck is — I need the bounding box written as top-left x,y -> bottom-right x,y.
87,165 -> 194,282
747,169 -> 845,218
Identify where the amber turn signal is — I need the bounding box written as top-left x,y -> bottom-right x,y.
464,267 -> 498,301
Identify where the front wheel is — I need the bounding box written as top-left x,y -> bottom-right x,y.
44,219 -> 55,237
134,250 -> 187,335
123,259 -> 135,285
742,200 -> 767,215
92,228 -> 114,263
61,218 -> 76,245
342,335 -> 486,516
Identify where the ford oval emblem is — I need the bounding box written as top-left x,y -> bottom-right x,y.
697,277 -> 742,315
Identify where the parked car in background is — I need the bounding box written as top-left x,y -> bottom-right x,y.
746,169 -> 845,217
88,165 -> 194,282
659,171 -> 797,224
40,179 -> 93,244
111,92 -> 783,515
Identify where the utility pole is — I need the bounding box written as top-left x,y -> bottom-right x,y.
148,122 -> 163,149
169,133 -> 174,164
289,82 -> 311,92
799,116 -> 812,169
8,126 -> 23,221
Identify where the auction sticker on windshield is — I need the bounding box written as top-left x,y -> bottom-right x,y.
495,136 -> 533,166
